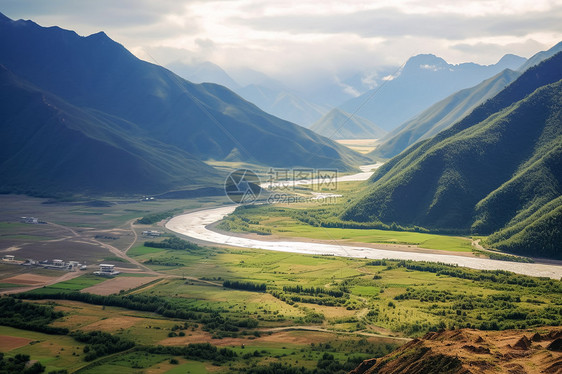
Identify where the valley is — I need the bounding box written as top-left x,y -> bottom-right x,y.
166,203 -> 562,279
1,191 -> 561,373
0,7 -> 561,374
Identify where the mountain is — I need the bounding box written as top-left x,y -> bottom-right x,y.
0,13 -> 366,184
350,328 -> 562,374
229,67 -> 368,110
310,108 -> 387,140
236,83 -> 329,127
0,65 -> 219,195
370,69 -> 520,158
339,53 -> 527,132
371,42 -> 562,159
166,61 -> 241,90
343,52 -> 562,259
518,41 -> 562,73
167,62 -> 329,127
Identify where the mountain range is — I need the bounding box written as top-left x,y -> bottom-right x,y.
370,69 -> 520,158
0,65 -> 219,195
167,61 -> 330,127
337,53 -> 527,132
343,52 -> 562,259
370,42 -> 562,159
0,13 -> 366,195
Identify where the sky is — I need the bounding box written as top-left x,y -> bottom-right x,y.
1,0 -> 561,87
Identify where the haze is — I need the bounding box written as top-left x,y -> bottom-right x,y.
1,0 -> 561,89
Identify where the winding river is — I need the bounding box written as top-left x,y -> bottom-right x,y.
166,165 -> 562,279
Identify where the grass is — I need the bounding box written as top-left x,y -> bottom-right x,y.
0,325 -> 86,372
2,194 -> 561,373
165,360 -> 209,374
220,205 -> 473,252
128,243 -> 562,337
26,274 -> 107,294
127,245 -> 165,256
0,282 -> 26,288
102,256 -> 127,263
5,243 -> 561,372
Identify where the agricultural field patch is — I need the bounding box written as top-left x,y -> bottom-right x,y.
81,276 -> 161,295
0,335 -> 33,350
0,273 -> 55,285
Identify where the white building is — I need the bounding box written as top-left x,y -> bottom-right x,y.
94,263 -> 120,276
142,230 -> 161,237
67,261 -> 81,271
20,217 -> 39,224
2,255 -> 15,262
52,259 -> 65,268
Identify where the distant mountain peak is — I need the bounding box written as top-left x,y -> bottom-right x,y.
88,31 -> 110,39
406,54 -> 448,67
401,54 -> 450,75
496,53 -> 526,69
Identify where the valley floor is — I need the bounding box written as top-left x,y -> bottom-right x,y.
166,205 -> 562,279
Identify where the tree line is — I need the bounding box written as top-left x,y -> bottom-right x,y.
283,285 -> 345,298
223,280 -> 267,292
15,291 -> 259,333
0,297 -> 68,335
144,236 -> 201,250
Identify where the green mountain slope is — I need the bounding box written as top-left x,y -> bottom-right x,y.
0,65 -> 220,195
0,13 -> 366,173
371,41 -> 562,160
342,53 -> 562,259
370,69 -> 520,159
310,108 -> 387,140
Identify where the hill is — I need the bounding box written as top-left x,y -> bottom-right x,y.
310,108 -> 387,140
371,69 -> 520,159
339,53 -> 526,131
350,328 -> 562,374
0,65 -> 220,195
343,53 -> 562,259
0,13 -> 365,178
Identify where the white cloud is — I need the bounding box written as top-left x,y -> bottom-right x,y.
1,0 -> 561,87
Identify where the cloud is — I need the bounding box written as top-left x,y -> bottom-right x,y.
1,0 -> 561,90
232,6 -> 562,41
0,0 -> 200,39
451,39 -> 547,57
195,38 -> 216,49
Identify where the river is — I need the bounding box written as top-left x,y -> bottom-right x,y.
166,164 -> 562,279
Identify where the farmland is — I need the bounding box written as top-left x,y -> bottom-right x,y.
0,194 -> 561,373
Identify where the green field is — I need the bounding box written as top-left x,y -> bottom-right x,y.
127,245 -> 165,256
0,325 -> 87,372
25,274 -> 107,294
218,204 -> 473,252
3,241 -> 561,373
1,193 -> 561,373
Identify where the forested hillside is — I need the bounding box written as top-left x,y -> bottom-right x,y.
343,53 -> 562,259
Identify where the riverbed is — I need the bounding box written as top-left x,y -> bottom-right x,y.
166,205 -> 562,279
